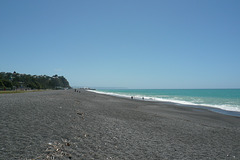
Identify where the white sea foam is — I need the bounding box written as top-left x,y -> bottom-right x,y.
88,90 -> 131,98
88,90 -> 240,113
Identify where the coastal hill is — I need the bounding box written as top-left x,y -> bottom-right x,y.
0,71 -> 71,90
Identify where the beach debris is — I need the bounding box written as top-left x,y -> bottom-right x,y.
62,138 -> 71,146
77,110 -> 85,119
31,139 -> 72,160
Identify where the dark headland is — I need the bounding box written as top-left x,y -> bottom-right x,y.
0,90 -> 239,159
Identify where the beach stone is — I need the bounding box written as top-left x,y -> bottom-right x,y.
1,90 -> 240,160
66,142 -> 70,146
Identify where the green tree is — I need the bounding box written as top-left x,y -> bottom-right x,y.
35,82 -> 42,89
0,80 -> 5,89
27,82 -> 37,89
12,81 -> 20,88
0,72 -> 71,89
59,76 -> 70,88
2,80 -> 13,89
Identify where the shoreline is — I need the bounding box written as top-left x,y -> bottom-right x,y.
88,89 -> 240,117
1,90 -> 240,159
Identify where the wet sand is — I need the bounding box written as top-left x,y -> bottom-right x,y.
0,90 -> 239,159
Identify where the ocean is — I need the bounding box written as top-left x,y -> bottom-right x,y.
91,89 -> 240,117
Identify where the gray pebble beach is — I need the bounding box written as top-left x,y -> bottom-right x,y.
0,90 -> 240,159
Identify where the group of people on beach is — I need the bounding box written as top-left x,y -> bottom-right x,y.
74,89 -> 81,93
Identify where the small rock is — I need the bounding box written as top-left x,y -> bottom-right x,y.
77,112 -> 84,115
66,142 -> 70,146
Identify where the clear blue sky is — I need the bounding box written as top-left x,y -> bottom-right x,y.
1,0 -> 240,89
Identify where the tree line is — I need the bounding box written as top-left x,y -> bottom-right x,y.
0,72 -> 71,90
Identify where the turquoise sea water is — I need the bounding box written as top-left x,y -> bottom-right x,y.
92,89 -> 240,116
